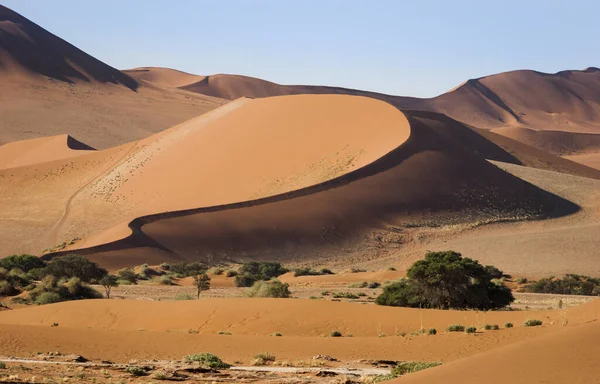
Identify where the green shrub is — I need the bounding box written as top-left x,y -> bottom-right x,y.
392,361 -> 442,376
0,362 -> 5,369
321,291 -> 330,296
349,281 -> 368,288
217,331 -> 232,335
465,326 -> 477,333
427,328 -> 437,335
41,255 -> 107,283
118,268 -> 138,284
125,366 -> 148,376
209,267 -> 225,275
484,324 -> 499,330
524,275 -> 600,296
320,268 -> 334,275
349,268 -> 367,273
245,280 -> 291,298
293,267 -> 321,277
332,292 -> 359,299
170,262 -> 208,277
185,353 -> 230,369
253,352 -> 275,365
157,275 -> 173,285
0,254 -> 45,272
160,262 -> 171,271
174,293 -> 194,300
234,262 -> 288,287
376,251 -> 514,310
524,319 -> 543,327
367,281 -> 381,289
330,330 -> 342,337
225,270 -> 237,277
35,291 -> 63,305
516,277 -> 528,284
505,322 -> 514,328
446,324 -> 465,332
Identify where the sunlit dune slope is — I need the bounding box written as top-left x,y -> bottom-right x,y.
30,102 -> 579,269
396,318 -> 600,384
0,134 -> 94,170
123,67 -> 205,88
491,126 -> 600,155
132,67 -> 600,138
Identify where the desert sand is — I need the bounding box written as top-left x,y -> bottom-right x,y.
3,4 -> 600,383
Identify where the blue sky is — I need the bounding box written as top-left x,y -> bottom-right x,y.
4,0 -> 598,97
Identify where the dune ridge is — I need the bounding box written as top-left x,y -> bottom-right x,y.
24,99 -> 578,269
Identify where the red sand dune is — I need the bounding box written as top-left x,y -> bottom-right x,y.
0,134 -> 94,170
0,6 -> 226,149
0,96 -> 579,269
129,67 -> 600,137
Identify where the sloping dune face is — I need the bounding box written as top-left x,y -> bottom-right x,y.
0,6 -> 226,148
30,102 -> 579,269
0,95 -> 409,258
396,319 -> 600,384
0,134 -> 94,170
122,67 -> 206,88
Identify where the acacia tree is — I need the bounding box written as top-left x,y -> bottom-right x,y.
193,273 -> 211,299
99,275 -> 119,299
376,251 -> 514,310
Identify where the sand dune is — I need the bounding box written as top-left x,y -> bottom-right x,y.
17,99 -> 576,269
491,126 -> 600,155
0,298 -> 598,365
564,152 -> 600,170
0,134 -> 94,170
397,318 -> 600,384
0,6 -> 226,148
123,67 -> 205,88
131,67 -> 600,138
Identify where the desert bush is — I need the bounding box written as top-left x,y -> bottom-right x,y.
209,267 -> 225,275
332,292 -> 359,299
253,352 -> 275,365
387,266 -> 397,271
272,332 -> 282,337
349,281 -> 368,288
330,330 -> 342,337
157,275 -> 173,285
99,275 -> 119,298
225,270 -> 237,277
185,353 -> 230,369
245,280 -> 291,298
29,275 -> 101,304
160,262 -> 170,271
40,255 -> 107,283
446,324 -> 465,332
524,319 -> 543,327
35,291 -> 62,305
376,251 -> 514,310
125,366 -> 148,376
174,293 -> 194,300
0,280 -> 17,296
465,326 -> 477,333
0,362 -> 5,369
234,262 -> 288,287
320,268 -> 334,275
170,262 -> 208,277
349,267 -> 367,273
192,273 -> 211,298
505,322 -> 514,328
524,275 -> 600,296
484,324 -> 499,330
367,281 -> 381,289
516,277 -> 528,284
358,292 -> 367,297
293,267 -> 320,277
321,291 -> 330,296
392,361 -> 442,375
427,328 -> 437,335
0,254 -> 45,272
118,268 -> 138,284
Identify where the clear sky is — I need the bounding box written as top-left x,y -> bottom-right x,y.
4,0 -> 599,97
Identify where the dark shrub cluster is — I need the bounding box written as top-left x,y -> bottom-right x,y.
293,267 -> 334,277
523,275 -> 600,296
169,262 -> 208,277
376,251 -> 514,310
245,280 -> 291,298
234,262 -> 288,287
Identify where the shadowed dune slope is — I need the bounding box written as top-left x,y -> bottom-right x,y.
35,103 -> 580,269
491,126 -> 600,155
396,320 -> 600,384
0,5 -> 136,89
0,134 -> 94,170
0,6 -> 227,148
